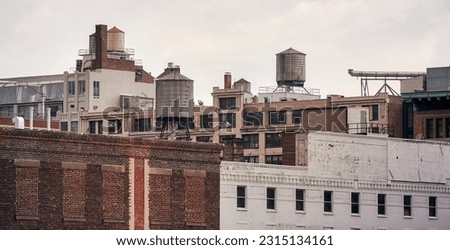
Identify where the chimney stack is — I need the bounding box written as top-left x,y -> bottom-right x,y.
224,72 -> 232,89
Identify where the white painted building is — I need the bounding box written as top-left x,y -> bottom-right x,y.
220,131 -> 450,229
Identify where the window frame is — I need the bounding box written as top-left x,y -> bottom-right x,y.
403,195 -> 412,217
296,189 -> 305,212
351,192 -> 360,214
237,186 -> 246,209
266,187 -> 276,210
377,193 -> 386,216
324,190 -> 333,213
429,196 -> 437,218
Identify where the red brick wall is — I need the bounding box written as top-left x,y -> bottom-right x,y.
0,127 -> 222,230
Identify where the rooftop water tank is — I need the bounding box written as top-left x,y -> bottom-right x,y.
276,48 -> 306,87
107,26 -> 125,52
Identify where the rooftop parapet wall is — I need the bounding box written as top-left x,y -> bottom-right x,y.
303,131 -> 450,184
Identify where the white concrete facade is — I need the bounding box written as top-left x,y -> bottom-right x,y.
220,131 -> 450,229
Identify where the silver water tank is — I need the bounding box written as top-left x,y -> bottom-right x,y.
276,48 -> 306,87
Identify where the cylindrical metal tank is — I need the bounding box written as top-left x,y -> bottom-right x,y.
107,26 -> 125,52
156,63 -> 194,119
276,48 -> 306,87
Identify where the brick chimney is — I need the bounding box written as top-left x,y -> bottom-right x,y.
224,72 -> 232,89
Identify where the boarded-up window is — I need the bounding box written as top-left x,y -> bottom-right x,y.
15,159 -> 39,219
102,165 -> 126,222
62,163 -> 86,220
184,170 -> 206,225
149,169 -> 172,224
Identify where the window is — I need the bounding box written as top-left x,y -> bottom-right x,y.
404,195 -> 412,217
265,133 -> 283,148
378,194 -> 386,215
200,115 -> 213,129
292,110 -> 302,124
78,80 -> 86,95
429,196 -> 437,217
196,136 -> 212,143
446,118 -> 450,138
265,155 -> 282,165
269,111 -> 286,125
219,135 -> 236,143
244,112 -> 263,126
108,119 -> 122,134
266,187 -> 276,210
324,191 -> 333,213
242,134 -> 259,149
70,121 -> 78,133
372,105 -> 379,121
88,121 -> 104,134
237,186 -> 246,208
244,156 -> 259,163
134,118 -> 151,132
68,81 -> 75,95
436,118 -> 443,138
219,97 -> 236,110
426,119 -> 434,139
296,189 -> 305,211
60,122 -> 68,132
220,113 -> 236,128
351,192 -> 360,214
93,81 -> 100,98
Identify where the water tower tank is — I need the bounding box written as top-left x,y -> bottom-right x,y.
276,48 -> 306,87
156,63 -> 194,119
107,26 -> 125,52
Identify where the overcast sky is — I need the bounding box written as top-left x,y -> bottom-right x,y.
1,0 -> 449,104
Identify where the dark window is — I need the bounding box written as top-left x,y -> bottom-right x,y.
351,192 -> 360,214
292,110 -> 302,124
244,156 -> 259,163
378,194 -> 386,215
237,186 -> 246,208
447,118 -> 450,138
265,133 -> 283,148
60,122 -> 68,132
296,189 -> 305,211
404,195 -> 412,217
372,105 -> 379,121
89,121 -> 96,134
134,118 -> 151,132
324,191 -> 333,213
200,115 -> 213,129
220,113 -> 236,128
78,80 -> 86,95
429,196 -> 437,217
426,119 -> 434,139
219,135 -> 236,143
196,136 -> 212,143
68,81 -> 75,95
244,112 -> 263,126
243,134 -> 259,148
70,121 -> 78,133
93,81 -> 100,98
219,97 -> 236,110
269,111 -> 286,125
265,155 -> 282,165
108,119 -> 122,134
266,187 -> 276,210
436,118 -> 443,138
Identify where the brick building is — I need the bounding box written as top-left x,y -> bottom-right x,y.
0,127 -> 221,229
